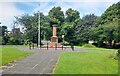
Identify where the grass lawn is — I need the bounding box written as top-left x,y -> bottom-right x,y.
75,46 -> 115,51
53,48 -> 118,74
0,46 -> 33,66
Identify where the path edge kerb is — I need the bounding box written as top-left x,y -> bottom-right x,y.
52,54 -> 61,74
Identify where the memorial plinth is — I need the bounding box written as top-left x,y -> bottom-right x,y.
51,24 -> 58,43
48,24 -> 61,48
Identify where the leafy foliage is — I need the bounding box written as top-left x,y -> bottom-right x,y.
98,2 -> 120,24
15,12 -> 52,43
88,20 -> 119,48
3,1 -> 119,49
75,14 -> 98,44
65,8 -> 80,23
48,6 -> 64,25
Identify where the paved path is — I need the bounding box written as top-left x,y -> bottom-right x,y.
2,46 -> 88,74
2,48 -> 62,74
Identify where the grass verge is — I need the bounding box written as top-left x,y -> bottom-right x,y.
0,47 -> 33,66
53,50 -> 118,74
75,46 -> 116,51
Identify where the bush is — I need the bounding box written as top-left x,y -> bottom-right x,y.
109,51 -> 118,60
109,50 -> 119,60
109,49 -> 120,60
82,44 -> 96,48
118,49 -> 120,54
117,49 -> 120,59
92,43 -> 98,47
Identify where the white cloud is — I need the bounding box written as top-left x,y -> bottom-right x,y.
0,0 -> 39,2
0,2 -> 24,30
33,2 -> 54,15
33,1 -> 119,18
0,0 -> 119,30
1,0 -> 118,2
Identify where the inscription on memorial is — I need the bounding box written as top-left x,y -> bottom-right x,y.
52,38 -> 56,42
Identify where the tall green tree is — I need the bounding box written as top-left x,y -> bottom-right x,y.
60,22 -> 77,44
9,27 -> 23,45
75,14 -> 98,44
15,12 -> 51,43
39,13 -> 52,40
65,8 -> 80,25
98,2 -> 120,25
59,8 -> 81,44
15,14 -> 38,42
48,6 -> 65,42
1,26 -> 7,36
65,8 -> 80,22
48,6 -> 64,25
88,20 -> 120,48
0,26 -> 9,44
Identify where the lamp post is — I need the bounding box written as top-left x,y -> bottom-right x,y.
38,11 -> 41,48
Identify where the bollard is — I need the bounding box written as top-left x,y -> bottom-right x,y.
62,44 -> 63,50
72,46 -> 74,51
55,43 -> 57,50
37,43 -> 38,48
47,43 -> 48,50
71,43 -> 74,51
32,43 -> 34,49
29,43 -> 31,50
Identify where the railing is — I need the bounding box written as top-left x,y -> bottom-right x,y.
28,43 -> 74,51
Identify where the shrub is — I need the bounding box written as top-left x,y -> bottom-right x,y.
82,44 -> 96,48
116,49 -> 120,60
109,49 -> 120,60
118,49 -> 120,54
109,51 -> 118,60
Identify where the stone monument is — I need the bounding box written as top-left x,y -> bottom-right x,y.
48,24 -> 61,48
51,24 -> 58,43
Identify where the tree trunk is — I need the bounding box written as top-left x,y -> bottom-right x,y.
98,41 -> 103,47
113,40 -> 116,48
109,40 -> 112,48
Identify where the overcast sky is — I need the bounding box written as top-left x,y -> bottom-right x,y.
0,0 -> 119,30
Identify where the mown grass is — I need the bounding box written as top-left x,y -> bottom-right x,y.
53,48 -> 118,74
82,44 -> 96,48
75,46 -> 115,51
1,45 -> 28,47
0,47 -> 33,66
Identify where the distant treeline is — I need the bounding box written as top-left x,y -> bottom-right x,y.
1,2 -> 120,49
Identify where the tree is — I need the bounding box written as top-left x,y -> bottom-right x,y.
0,26 -> 2,36
57,8 -> 81,44
15,12 -> 51,44
60,22 -> 77,44
1,26 -> 7,36
15,14 -> 37,42
65,8 -> 80,25
48,6 -> 64,25
0,26 -> 9,45
82,14 -> 98,27
88,20 -> 120,48
98,2 -> 120,25
75,14 -> 98,44
39,14 -> 52,40
48,7 -> 65,42
9,27 -> 23,45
